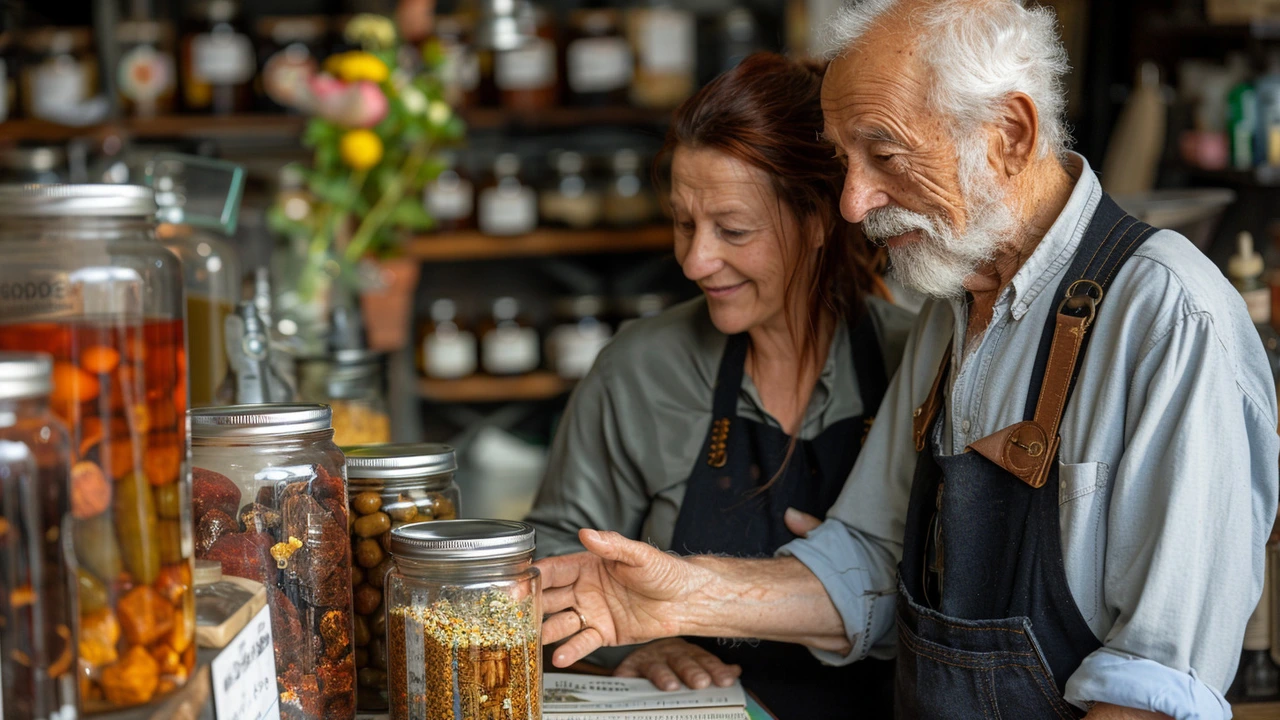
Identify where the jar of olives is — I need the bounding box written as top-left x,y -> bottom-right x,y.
342,443 -> 460,712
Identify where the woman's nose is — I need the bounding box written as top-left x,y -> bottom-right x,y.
680,227 -> 723,282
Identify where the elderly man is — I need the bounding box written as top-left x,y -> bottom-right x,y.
538,0 -> 1280,718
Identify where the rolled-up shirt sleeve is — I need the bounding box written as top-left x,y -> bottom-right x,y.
1063,311 -> 1280,718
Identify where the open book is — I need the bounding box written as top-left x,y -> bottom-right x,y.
543,673 -> 754,720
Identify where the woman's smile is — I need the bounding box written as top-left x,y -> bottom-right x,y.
702,281 -> 749,299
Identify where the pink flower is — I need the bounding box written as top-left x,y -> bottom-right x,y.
308,76 -> 388,129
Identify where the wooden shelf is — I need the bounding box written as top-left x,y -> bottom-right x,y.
1234,701 -> 1280,720
1189,166 -> 1280,188
0,106 -> 669,143
418,371 -> 572,403
405,225 -> 672,261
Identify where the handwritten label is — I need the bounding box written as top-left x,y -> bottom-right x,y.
211,604 -> 279,720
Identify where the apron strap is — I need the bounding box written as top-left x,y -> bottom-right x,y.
968,194 -> 1158,488
850,312 -> 889,444
707,332 -> 749,468
913,341 -> 953,452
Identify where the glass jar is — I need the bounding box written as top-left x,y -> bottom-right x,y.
541,150 -> 602,230
565,6 -> 632,106
547,295 -> 613,380
480,297 -> 540,376
603,149 -> 655,228
417,299 -> 478,380
478,154 -> 538,238
0,184 -> 194,712
627,3 -> 695,109
189,404 -> 356,720
116,20 -> 177,118
256,16 -> 327,112
0,354 -> 76,720
386,520 -> 540,720
182,0 -> 256,115
343,443 -> 461,711
296,351 -> 391,446
0,147 -> 67,184
20,27 -> 99,124
434,14 -> 481,109
424,152 -> 476,233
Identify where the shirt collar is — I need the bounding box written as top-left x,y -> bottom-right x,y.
1006,152 -> 1103,320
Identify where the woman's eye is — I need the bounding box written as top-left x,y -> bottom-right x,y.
719,227 -> 746,239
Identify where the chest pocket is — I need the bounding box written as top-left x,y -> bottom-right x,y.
1058,461 -> 1110,626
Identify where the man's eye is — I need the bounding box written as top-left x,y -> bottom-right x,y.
677,221 -> 695,233
875,154 -> 897,163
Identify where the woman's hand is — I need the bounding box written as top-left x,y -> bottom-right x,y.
538,529 -> 715,668
615,639 -> 742,691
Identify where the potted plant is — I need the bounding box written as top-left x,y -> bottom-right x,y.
268,14 -> 465,352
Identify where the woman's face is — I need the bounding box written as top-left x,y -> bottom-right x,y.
671,146 -> 815,337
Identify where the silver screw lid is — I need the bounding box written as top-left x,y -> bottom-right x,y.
0,353 -> 52,400
390,519 -> 534,562
344,443 -> 457,483
190,403 -> 332,438
0,184 -> 157,218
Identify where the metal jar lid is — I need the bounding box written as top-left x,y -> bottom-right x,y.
190,403 -> 332,438
390,520 -> 534,562
344,443 -> 457,484
0,353 -> 52,400
0,184 -> 157,218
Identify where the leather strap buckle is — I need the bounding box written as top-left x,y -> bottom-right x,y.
1057,279 -> 1103,330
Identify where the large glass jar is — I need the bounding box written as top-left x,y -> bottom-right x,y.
0,354 -> 76,720
189,404 -> 356,720
386,520 -> 540,720
0,184 -> 195,712
296,351 -> 391,446
343,443 -> 461,712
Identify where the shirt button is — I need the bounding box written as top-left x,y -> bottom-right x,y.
961,420 -> 971,433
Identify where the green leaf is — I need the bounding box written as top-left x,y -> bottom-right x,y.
303,119 -> 339,148
308,174 -> 359,209
388,197 -> 435,231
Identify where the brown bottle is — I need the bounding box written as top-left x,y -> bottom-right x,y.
478,297 -> 540,376
424,152 -> 476,233
494,6 -> 559,112
182,0 -> 255,115
565,6 -> 632,106
417,299 -> 479,380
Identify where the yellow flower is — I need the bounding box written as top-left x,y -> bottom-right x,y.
345,14 -> 397,51
324,51 -> 390,84
340,129 -> 384,170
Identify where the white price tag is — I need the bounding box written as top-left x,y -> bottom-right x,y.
193,32 -> 256,85
568,37 -> 633,94
211,604 -> 280,720
495,38 -> 556,91
425,175 -> 474,221
425,331 -> 478,379
478,186 -> 538,237
483,327 -> 540,375
639,9 -> 694,74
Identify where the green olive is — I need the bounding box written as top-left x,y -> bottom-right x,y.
77,569 -> 108,614
353,615 -> 371,646
353,512 -> 390,539
154,483 -> 183,520
352,491 -> 382,515
355,538 -> 384,569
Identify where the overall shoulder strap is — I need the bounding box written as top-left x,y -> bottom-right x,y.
706,332 -> 749,468
968,193 -> 1159,487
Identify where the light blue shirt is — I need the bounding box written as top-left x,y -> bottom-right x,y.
780,154 -> 1280,719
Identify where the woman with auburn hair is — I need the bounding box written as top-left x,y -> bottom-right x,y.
526,53 -> 911,718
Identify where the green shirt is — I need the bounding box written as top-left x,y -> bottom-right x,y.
526,295 -> 916,559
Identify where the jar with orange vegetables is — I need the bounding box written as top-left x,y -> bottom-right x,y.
0,185 -> 195,713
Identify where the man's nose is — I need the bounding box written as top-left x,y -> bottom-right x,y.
840,161 -> 892,224
680,227 -> 723,282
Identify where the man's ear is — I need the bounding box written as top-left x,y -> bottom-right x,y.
992,91 -> 1040,178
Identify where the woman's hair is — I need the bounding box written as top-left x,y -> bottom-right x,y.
660,51 -> 889,395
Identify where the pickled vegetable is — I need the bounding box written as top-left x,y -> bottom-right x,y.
115,471 -> 161,585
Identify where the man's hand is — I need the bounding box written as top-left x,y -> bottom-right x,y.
614,639 -> 742,691
539,529 -> 715,667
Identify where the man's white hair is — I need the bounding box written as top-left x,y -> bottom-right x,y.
822,0 -> 1072,160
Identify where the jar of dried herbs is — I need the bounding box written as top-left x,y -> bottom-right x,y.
189,404 -> 356,720
343,443 -> 461,712
386,520 -> 540,720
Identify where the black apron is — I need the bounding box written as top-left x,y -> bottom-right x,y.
896,195 -> 1157,719
669,312 -> 896,720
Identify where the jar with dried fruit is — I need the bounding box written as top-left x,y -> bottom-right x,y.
0,354 -> 76,720
0,184 -> 195,712
189,404 -> 356,720
342,443 -> 460,711
386,520 -> 540,720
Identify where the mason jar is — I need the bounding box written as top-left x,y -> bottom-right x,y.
189,404 -> 356,720
297,351 -> 391,446
0,184 -> 195,712
342,443 -> 461,711
386,520 -> 540,720
0,353 -> 76,720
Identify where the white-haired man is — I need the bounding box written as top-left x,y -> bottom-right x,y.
538,1 -> 1280,717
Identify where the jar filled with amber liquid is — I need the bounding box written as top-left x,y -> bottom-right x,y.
434,14 -> 482,109
386,520 -> 540,720
182,0 -> 256,114
565,5 -> 632,106
603,149 -> 656,228
417,299 -> 478,381
627,1 -> 696,109
116,20 -> 177,118
20,27 -> 100,124
423,152 -> 476,233
493,6 -> 559,112
0,185 -> 196,712
0,354 -> 76,720
541,150 -> 603,230
478,153 -> 538,238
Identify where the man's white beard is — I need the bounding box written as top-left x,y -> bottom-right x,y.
862,144 -> 1017,300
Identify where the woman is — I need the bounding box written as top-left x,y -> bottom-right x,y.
525,53 -> 912,718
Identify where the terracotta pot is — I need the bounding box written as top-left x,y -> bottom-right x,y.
359,257 -> 421,351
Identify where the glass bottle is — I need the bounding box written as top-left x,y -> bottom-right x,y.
0,185 -> 195,711
626,1 -> 695,109
0,353 -> 76,720
478,154 -> 538,237
434,14 -> 482,109
603,149 -> 655,228
385,520 -> 541,720
1258,53 -> 1280,169
541,150 -> 603,230
343,443 -> 461,712
423,152 -> 476,233
20,27 -> 101,125
295,351 -> 391,446
417,299 -> 478,380
1228,77 -> 1258,171
182,0 -> 256,115
547,295 -> 613,379
116,19 -> 177,118
565,4 -> 632,106
494,5 -> 559,112
189,404 -> 356,720
255,16 -> 328,113
479,297 -> 540,376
